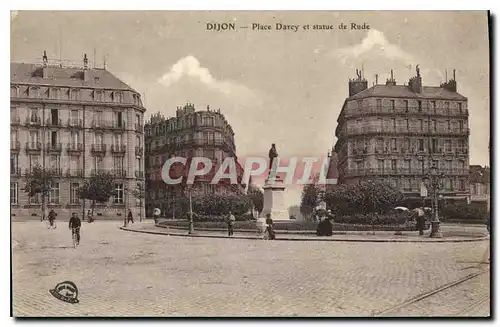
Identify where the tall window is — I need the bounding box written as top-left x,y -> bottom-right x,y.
432,160 -> 439,169
114,134 -> 123,147
29,131 -> 39,147
391,138 -> 397,151
203,131 -> 215,143
203,116 -> 215,126
459,121 -> 464,132
94,111 -> 103,126
376,99 -> 382,109
10,86 -> 18,98
29,108 -> 39,123
50,88 -> 59,99
136,114 -> 141,126
430,101 -> 436,113
10,182 -> 18,204
48,182 -> 60,204
71,110 -> 79,125
432,120 -> 437,132
94,91 -> 103,102
390,100 -> 395,110
418,139 -> 424,152
49,155 -> 60,173
391,159 -> 397,170
71,131 -> 80,145
11,154 -> 18,172
417,101 -> 422,112
445,140 -> 452,153
11,130 -> 18,147
114,183 -> 124,204
70,89 -> 79,101
29,155 -> 40,171
10,106 -> 18,121
445,102 -> 450,114
419,119 -> 423,131
136,158 -> 141,171
391,118 -> 396,131
404,159 -> 411,171
114,157 -> 124,174
70,183 -> 80,204
403,178 -> 411,191
377,159 -> 384,171
94,156 -> 104,171
405,119 -> 409,131
357,100 -> 363,109
70,156 -> 80,173
459,179 -> 466,191
403,100 -> 408,112
447,120 -> 451,131
94,133 -> 103,145
458,102 -> 463,113
432,139 -> 438,153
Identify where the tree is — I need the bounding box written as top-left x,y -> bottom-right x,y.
127,182 -> 145,221
23,164 -> 58,219
77,171 -> 116,216
247,184 -> 264,216
300,175 -> 324,220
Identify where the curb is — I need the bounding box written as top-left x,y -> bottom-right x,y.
120,227 -> 489,243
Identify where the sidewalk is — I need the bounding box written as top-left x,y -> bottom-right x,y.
121,223 -> 488,243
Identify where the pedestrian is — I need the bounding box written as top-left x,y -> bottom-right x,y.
227,211 -> 235,237
153,208 -> 161,224
416,211 -> 426,236
127,209 -> 134,225
265,214 -> 276,240
87,210 -> 94,223
48,209 -> 56,229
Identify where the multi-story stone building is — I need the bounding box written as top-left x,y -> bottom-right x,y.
144,103 -> 244,217
469,165 -> 490,212
334,68 -> 470,204
10,52 -> 146,219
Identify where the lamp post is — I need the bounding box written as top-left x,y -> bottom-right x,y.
187,185 -> 194,234
424,164 -> 444,238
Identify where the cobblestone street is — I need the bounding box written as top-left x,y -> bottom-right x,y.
12,221 -> 490,317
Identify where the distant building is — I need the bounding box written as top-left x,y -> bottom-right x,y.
10,52 -> 146,219
334,67 -> 470,205
144,103 -> 244,217
469,165 -> 490,212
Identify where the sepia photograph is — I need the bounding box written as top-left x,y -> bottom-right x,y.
10,10 -> 491,317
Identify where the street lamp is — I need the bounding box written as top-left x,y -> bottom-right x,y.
424,164 -> 445,238
187,185 -> 194,234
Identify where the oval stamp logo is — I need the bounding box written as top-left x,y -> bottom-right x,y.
49,281 -> 79,304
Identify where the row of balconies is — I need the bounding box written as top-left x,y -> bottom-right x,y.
11,168 -> 145,179
350,147 -> 469,156
13,142 -> 143,157
343,105 -> 469,119
147,138 -> 235,153
13,116 -> 143,132
343,127 -> 470,137
342,168 -> 470,177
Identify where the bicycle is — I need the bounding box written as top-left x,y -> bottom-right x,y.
71,227 -> 80,248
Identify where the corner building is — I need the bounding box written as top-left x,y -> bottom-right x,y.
334,68 -> 470,204
10,53 -> 146,220
144,104 -> 244,217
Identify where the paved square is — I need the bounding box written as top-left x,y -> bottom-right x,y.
12,221 -> 490,317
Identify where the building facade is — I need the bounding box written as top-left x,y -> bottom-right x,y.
469,165 -> 490,212
10,52 -> 146,220
144,103 -> 244,217
334,68 -> 470,203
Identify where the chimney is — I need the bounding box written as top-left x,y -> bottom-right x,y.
440,68 -> 457,92
83,53 -> 90,82
348,68 -> 368,96
375,74 -> 378,85
42,50 -> 51,79
408,65 -> 422,93
386,69 -> 396,86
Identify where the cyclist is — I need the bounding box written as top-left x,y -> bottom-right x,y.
69,213 -> 82,246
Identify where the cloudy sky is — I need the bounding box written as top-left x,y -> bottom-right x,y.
11,11 -> 490,206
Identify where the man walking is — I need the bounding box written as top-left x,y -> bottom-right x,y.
127,209 -> 134,225
227,211 -> 235,237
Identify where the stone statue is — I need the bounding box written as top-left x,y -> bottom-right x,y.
268,143 -> 278,172
416,64 -> 420,77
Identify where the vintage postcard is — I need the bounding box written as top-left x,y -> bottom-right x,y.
10,10 -> 490,317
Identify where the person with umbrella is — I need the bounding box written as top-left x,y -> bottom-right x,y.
414,208 -> 426,236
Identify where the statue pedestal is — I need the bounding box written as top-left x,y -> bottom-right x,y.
261,176 -> 288,220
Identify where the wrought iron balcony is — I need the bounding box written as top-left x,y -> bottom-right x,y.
25,142 -> 42,153
11,141 -> 20,151
48,168 -> 63,176
91,144 -> 106,156
91,120 -> 106,129
25,116 -> 42,126
67,143 -> 84,153
66,169 -> 84,177
46,142 -> 62,152
46,118 -> 63,127
112,120 -> 126,130
91,169 -> 109,176
10,167 -> 21,176
68,118 -> 83,128
112,169 -> 126,177
111,144 -> 126,154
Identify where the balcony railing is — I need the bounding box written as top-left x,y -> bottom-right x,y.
66,169 -> 84,177
111,144 -> 126,154
11,141 -> 20,151
46,142 -> 62,152
343,105 -> 469,119
135,146 -> 143,156
91,169 -> 109,176
344,168 -> 470,177
112,120 -> 126,130
10,167 -> 21,176
91,144 -> 106,155
48,168 -> 63,176
112,169 -> 126,177
346,127 -> 470,136
135,123 -> 143,132
92,120 -> 106,128
25,142 -> 42,152
135,170 -> 144,178
46,118 -> 63,127
11,116 -> 20,125
67,143 -> 84,153
25,116 -> 42,126
68,118 -> 83,128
